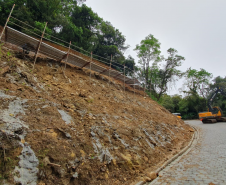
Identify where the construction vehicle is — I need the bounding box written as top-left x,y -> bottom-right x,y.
199,87 -> 226,123
172,113 -> 182,119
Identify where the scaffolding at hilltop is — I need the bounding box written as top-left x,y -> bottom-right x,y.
0,4 -> 145,94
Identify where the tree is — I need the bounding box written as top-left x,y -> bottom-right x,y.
178,98 -> 189,116
177,92 -> 206,119
124,55 -> 138,76
71,7 -> 129,65
210,76 -> 226,90
153,48 -> 185,100
160,94 -> 174,112
134,34 -> 161,91
69,4 -> 102,49
0,0 -> 77,35
93,21 -> 128,64
184,68 -> 212,97
171,94 -> 182,113
0,0 -> 27,26
208,76 -> 226,115
0,0 -> 129,69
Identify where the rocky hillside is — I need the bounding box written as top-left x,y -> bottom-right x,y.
0,45 -> 193,185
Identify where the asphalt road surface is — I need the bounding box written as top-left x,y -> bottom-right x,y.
149,120 -> 226,185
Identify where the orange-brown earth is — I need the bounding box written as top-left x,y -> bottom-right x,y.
0,45 -> 193,185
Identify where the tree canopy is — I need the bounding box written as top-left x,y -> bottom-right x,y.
183,68 -> 213,97
154,48 -> 184,100
134,34 -> 161,91
135,36 -> 184,101
0,0 -> 128,67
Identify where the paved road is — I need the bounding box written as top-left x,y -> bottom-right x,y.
150,120 -> 226,185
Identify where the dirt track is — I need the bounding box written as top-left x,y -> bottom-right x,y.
0,45 -> 193,185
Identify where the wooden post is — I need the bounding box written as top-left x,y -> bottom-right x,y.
133,64 -> 135,98
90,52 -> 92,84
33,22 -> 47,69
109,55 -> 112,86
4,28 -> 8,43
0,4 -> 15,41
124,64 -> 125,93
144,85 -> 146,97
143,62 -> 145,97
64,41 -> 71,70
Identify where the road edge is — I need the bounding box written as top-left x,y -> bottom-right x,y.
135,124 -> 199,185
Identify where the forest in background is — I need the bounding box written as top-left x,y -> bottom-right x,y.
1,0 -> 226,119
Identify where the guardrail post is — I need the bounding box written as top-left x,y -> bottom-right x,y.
0,4 -> 15,41
65,41 -> 71,70
33,22 -> 47,69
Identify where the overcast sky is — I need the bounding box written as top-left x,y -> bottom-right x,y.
85,0 -> 226,95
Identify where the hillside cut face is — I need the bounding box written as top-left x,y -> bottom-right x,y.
0,46 -> 192,185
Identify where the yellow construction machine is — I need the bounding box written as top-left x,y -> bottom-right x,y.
199,87 -> 226,123
172,113 -> 182,119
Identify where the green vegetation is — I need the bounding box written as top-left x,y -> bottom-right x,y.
0,1 -> 224,120
134,34 -> 185,101
6,51 -> 11,56
134,33 -> 219,119
156,74 -> 226,120
0,0 -> 130,70
0,146 -> 20,180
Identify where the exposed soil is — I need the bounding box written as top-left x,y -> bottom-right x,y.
0,45 -> 193,185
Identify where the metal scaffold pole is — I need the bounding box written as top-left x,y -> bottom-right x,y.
0,4 -> 15,41
65,41 -> 71,70
33,22 -> 47,69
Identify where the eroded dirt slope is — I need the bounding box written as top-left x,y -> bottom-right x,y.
0,46 -> 193,185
